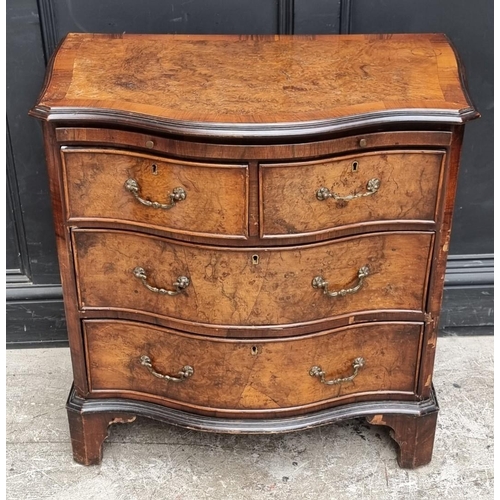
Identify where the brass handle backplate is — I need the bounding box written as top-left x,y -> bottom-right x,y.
309,357 -> 365,385
140,355 -> 193,382
316,178 -> 381,202
133,267 -> 190,296
312,266 -> 369,298
125,178 -> 186,209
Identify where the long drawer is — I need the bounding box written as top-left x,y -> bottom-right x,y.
73,229 -> 433,329
84,319 -> 423,415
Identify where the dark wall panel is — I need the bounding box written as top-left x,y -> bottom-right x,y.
6,0 -> 60,285
49,0 -> 278,52
6,120 -> 34,283
350,0 -> 493,255
294,0 -> 341,34
6,187 -> 22,273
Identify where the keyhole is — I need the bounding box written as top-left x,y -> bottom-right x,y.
152,164 -> 158,175
351,161 -> 359,172
251,346 -> 259,355
252,254 -> 259,265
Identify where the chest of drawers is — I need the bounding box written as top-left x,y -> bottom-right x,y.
30,33 -> 478,468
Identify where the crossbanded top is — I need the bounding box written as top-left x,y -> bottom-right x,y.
31,33 -> 478,138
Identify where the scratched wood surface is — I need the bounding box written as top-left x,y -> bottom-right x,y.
73,229 -> 433,328
61,149 -> 248,238
85,319 -> 422,411
31,33 -> 475,130
261,150 -> 444,237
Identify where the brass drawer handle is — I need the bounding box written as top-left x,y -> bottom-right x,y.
312,265 -> 369,297
309,357 -> 365,385
133,267 -> 190,296
316,178 -> 381,202
140,355 -> 194,382
125,178 -> 186,209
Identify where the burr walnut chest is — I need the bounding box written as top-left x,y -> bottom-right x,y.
31,33 -> 478,468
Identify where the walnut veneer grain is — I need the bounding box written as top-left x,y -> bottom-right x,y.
261,150 -> 444,237
30,33 -> 478,468
62,149 -> 248,239
31,34 -> 476,136
73,230 -> 433,328
85,319 -> 422,414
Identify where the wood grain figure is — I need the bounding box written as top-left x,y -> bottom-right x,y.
73,230 -> 433,328
62,148 -> 249,238
30,33 -> 478,467
84,319 -> 423,413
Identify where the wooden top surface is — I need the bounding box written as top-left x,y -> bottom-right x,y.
31,33 -> 478,138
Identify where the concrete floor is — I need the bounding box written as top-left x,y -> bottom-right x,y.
6,336 -> 493,500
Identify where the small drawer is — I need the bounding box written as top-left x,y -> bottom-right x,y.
260,150 -> 445,238
85,319 -> 423,415
61,148 -> 249,239
73,229 -> 433,331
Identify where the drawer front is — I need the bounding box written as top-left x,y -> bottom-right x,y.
260,150 -> 444,237
74,229 -> 433,328
85,320 -> 422,413
61,148 -> 249,238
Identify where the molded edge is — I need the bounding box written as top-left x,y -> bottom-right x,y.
29,106 -> 479,140
443,34 -> 481,121
66,385 -> 439,434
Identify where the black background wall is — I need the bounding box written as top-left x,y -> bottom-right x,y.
6,0 -> 493,347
